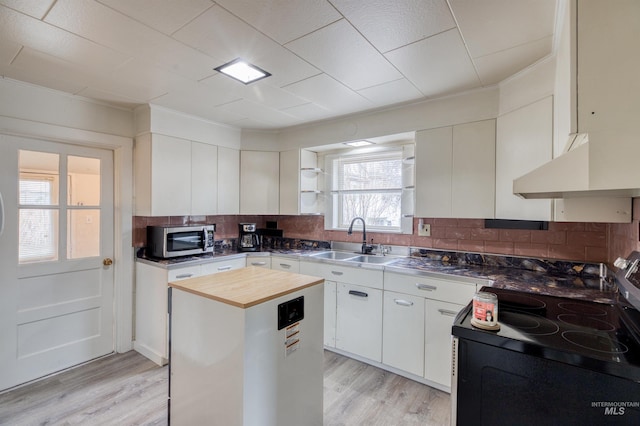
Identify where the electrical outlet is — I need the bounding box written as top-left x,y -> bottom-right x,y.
418,223 -> 431,237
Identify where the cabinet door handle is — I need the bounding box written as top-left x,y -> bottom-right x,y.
439,309 -> 458,317
394,299 -> 413,307
251,261 -> 267,266
416,283 -> 437,291
279,263 -> 291,269
175,273 -> 194,279
348,290 -> 368,298
331,271 -> 344,276
217,265 -> 232,271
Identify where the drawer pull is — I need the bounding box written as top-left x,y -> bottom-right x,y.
349,290 -> 368,298
175,273 -> 194,279
279,263 -> 291,269
331,271 -> 344,276
251,261 -> 267,266
394,299 -> 414,307
439,309 -> 458,317
217,265 -> 232,271
416,283 -> 437,291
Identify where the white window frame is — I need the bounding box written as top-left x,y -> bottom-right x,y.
324,145 -> 414,234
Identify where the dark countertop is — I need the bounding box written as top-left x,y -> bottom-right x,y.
136,247 -> 619,304
385,257 -> 617,304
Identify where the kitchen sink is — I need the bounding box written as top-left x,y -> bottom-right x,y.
345,255 -> 395,264
309,251 -> 359,260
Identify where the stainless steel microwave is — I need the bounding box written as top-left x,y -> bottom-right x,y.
147,225 -> 215,258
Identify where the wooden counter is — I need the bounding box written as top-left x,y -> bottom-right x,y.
168,266 -> 324,309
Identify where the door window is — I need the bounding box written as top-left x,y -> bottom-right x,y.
18,151 -> 102,263
18,151 -> 59,263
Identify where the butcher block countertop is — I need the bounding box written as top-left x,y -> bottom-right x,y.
168,266 -> 324,309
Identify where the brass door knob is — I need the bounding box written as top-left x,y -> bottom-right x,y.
103,258 -> 113,266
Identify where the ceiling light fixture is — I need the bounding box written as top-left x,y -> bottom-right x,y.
214,58 -> 271,84
343,140 -> 374,147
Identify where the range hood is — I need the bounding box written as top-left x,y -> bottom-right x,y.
513,132 -> 640,199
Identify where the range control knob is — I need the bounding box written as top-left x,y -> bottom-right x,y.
614,257 -> 630,270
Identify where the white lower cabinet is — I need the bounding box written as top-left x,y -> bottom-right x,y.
270,256 -> 300,273
245,255 -> 271,268
135,256 -> 246,366
382,291 -> 425,377
323,280 -> 337,347
201,257 -> 246,275
425,299 -> 464,388
336,282 -> 383,362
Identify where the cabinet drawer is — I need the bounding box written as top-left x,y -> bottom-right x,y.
168,265 -> 202,281
300,261 -> 383,289
384,272 -> 476,305
271,256 -> 300,273
201,257 -> 246,275
246,256 -> 271,268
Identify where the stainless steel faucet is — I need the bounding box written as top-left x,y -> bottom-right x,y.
347,217 -> 373,254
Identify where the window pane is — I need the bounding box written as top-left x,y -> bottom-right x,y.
68,156 -> 100,206
340,192 -> 402,228
19,150 -> 59,205
19,209 -> 58,263
341,158 -> 402,190
67,210 -> 100,259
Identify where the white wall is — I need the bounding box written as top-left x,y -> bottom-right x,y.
136,104 -> 242,149
274,87 -> 499,150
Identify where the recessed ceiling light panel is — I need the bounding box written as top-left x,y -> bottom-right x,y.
214,58 -> 271,84
344,140 -> 374,147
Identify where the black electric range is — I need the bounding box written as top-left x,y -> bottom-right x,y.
451,252 -> 640,425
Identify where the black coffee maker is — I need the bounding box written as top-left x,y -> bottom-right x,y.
238,223 -> 260,252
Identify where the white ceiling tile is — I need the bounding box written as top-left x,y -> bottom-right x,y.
450,0 -> 556,58
385,29 -> 481,97
280,102 -> 333,122
282,73 -> 372,114
243,82 -> 310,110
96,0 -> 214,35
0,4 -> 130,72
45,0 -> 217,81
150,81 -> 244,121
285,19 -> 402,91
0,0 -> 56,19
174,5 -> 320,87
331,0 -> 455,53
357,78 -> 424,106
173,5 -> 275,64
0,48 -> 89,94
0,38 -> 21,65
214,0 -> 341,44
474,36 -> 553,86
215,99 -> 299,127
75,86 -> 141,109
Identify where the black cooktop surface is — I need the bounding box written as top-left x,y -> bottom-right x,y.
452,287 -> 640,381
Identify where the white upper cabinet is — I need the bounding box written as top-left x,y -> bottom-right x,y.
135,133 -> 229,217
191,141 -> 218,216
240,150 -> 280,214
217,146 -> 240,215
416,119 -> 495,218
496,97 -> 553,221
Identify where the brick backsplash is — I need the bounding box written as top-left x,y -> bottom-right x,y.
133,200 -> 640,266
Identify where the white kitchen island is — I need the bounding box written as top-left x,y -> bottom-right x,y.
168,266 -> 324,426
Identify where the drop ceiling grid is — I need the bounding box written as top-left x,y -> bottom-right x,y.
0,0 -> 559,130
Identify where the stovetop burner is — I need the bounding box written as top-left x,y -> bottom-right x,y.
558,302 -> 608,316
557,314 -> 615,331
499,311 -> 559,335
561,330 -> 629,355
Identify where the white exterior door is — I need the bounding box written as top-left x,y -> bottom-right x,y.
0,135 -> 114,391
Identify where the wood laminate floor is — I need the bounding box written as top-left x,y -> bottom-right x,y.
0,350 -> 450,425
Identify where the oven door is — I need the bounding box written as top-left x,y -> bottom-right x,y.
165,227 -> 207,257
452,337 -> 640,425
